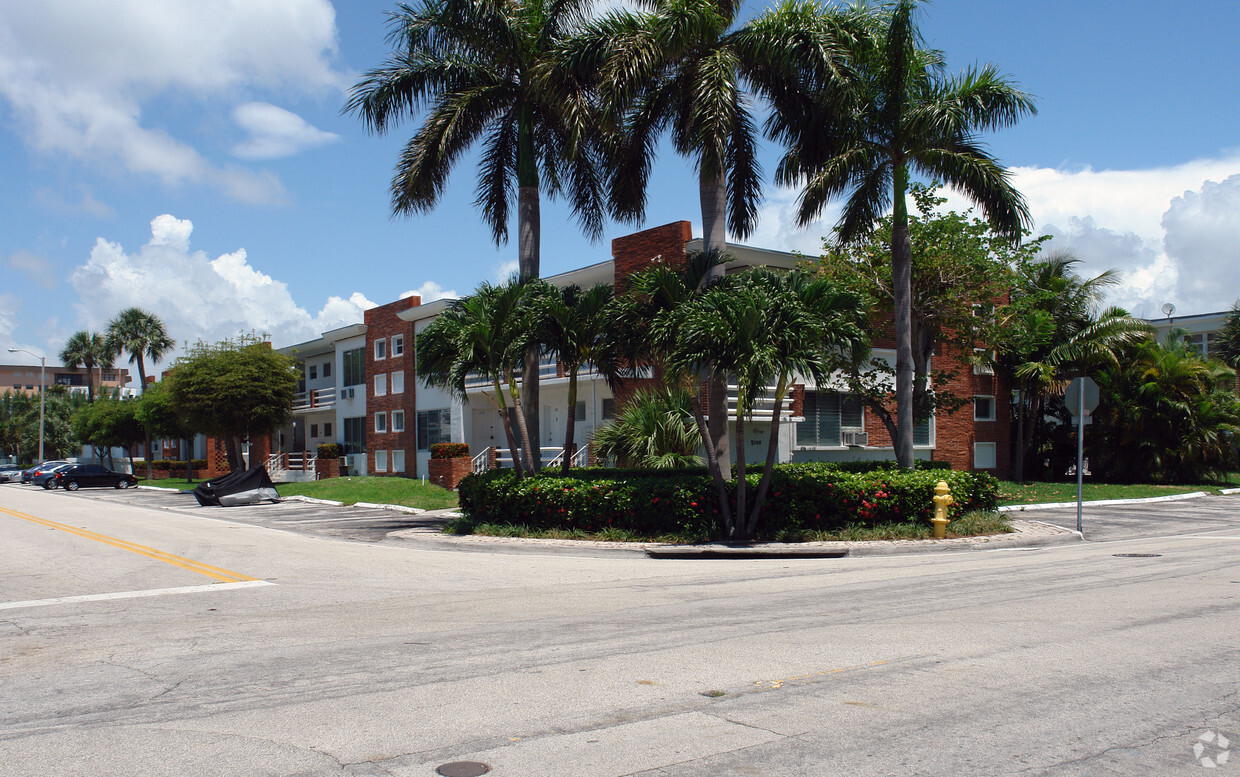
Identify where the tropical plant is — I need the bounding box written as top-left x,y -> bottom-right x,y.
591,387 -> 702,469
416,279 -> 538,476
994,253 -> 1153,480
1092,334 -> 1240,483
72,398 -> 144,472
1214,300 -> 1240,371
527,281 -> 617,473
563,0 -> 862,474
346,0 -> 612,467
106,307 -> 175,479
59,330 -> 116,403
775,0 -> 1036,469
673,268 -> 868,539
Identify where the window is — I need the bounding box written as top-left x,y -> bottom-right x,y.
797,391 -> 863,447
974,442 -> 997,469
310,424 -> 319,438
375,412 -> 388,433
343,348 -> 365,386
974,395 -> 996,422
101,372 -> 116,382
914,415 -> 933,446
973,348 -> 994,375
309,365 -> 317,380
392,334 -> 404,357
343,417 -> 367,454
374,373 -> 387,397
392,450 -> 406,473
602,398 -> 617,419
323,361 -> 332,378
576,401 -> 586,420
539,353 -> 556,377
391,370 -> 404,394
417,408 -> 452,450
324,422 -> 332,437
392,410 -> 405,432
374,339 -> 387,360
375,450 -> 388,473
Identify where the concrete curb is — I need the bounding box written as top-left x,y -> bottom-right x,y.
280,494 -> 345,507
998,491 -> 1211,511
354,501 -> 424,515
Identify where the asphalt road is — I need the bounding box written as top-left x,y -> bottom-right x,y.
2,484 -> 1238,776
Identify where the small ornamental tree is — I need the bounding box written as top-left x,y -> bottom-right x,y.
167,334 -> 298,472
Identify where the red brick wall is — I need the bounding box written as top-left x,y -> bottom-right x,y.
365,296 -> 420,476
612,221 -> 693,289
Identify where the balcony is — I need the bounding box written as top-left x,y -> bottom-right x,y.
727,384 -> 796,421
292,386 -> 337,414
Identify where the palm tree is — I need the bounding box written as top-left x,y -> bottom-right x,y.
775,0 -> 1036,469
564,0 -> 861,477
106,307 -> 175,479
675,268 -> 867,539
591,387 -> 702,469
416,279 -> 538,476
527,281 -> 617,474
995,254 -> 1152,480
59,330 -> 115,403
346,0 -> 611,470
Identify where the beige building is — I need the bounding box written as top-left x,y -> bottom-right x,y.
0,363 -> 134,398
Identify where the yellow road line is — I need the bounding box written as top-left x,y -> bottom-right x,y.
0,505 -> 259,583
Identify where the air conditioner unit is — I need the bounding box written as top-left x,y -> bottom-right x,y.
842,431 -> 868,447
340,389 -> 347,400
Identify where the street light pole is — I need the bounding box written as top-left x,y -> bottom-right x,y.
8,348 -> 46,462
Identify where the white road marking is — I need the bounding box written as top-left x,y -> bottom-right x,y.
0,580 -> 275,611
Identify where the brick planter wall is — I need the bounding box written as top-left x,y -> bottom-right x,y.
428,457 -> 471,490
315,458 -> 341,480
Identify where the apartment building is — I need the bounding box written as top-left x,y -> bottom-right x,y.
277,220 -> 1013,479
1148,309 -> 1233,358
0,364 -> 134,398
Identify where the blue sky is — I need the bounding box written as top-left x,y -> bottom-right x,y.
2,0 -> 1238,370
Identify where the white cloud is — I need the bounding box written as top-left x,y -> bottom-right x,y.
755,152 -> 1240,318
493,259 -> 521,283
6,250 -> 56,290
401,281 -> 458,303
69,215 -> 378,356
0,0 -> 344,201
34,184 -> 113,218
231,102 -> 340,160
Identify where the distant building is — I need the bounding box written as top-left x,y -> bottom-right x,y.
0,363 -> 134,398
1147,309 -> 1233,359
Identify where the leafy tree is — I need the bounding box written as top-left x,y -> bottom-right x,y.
775,0 -> 1036,469
0,390 -> 37,463
166,335 -> 297,472
106,307 -> 176,479
347,0 -> 611,468
1092,334 -> 1240,483
566,0 -> 861,475
137,379 -> 198,481
59,330 -> 116,403
1214,300 -> 1240,371
591,387 -> 702,469
3,386 -> 85,463
673,268 -> 867,539
994,254 -> 1152,480
527,281 -> 617,474
72,398 -> 144,472
810,183 -> 1038,444
416,279 -> 538,476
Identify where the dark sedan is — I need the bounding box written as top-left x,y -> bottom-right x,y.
49,464 -> 138,491
22,460 -> 71,484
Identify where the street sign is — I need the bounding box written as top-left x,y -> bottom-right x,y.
1065,377 -> 1099,417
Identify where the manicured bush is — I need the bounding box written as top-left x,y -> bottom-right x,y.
431,442 -> 471,459
169,460 -> 187,473
190,459 -> 206,470
317,443 -> 343,459
457,464 -> 998,541
152,459 -> 172,471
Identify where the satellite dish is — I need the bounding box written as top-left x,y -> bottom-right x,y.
1161,302 -> 1176,318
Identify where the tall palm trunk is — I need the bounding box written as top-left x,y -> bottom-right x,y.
518,108 -> 541,471
748,381 -> 788,536
561,372 -> 579,475
733,414 -> 748,541
689,393 -> 734,535
890,169 -> 916,469
700,169 -> 732,480
134,354 -> 156,479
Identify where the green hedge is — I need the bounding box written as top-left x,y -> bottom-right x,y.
458,463 -> 997,540
431,442 -> 470,459
151,459 -> 208,473
317,443 -> 343,459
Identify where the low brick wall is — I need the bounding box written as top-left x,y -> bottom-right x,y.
428,457 -> 471,491
315,458 -> 341,480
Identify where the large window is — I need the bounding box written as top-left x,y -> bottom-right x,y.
391,370 -> 404,394
343,348 -> 365,387
343,416 -> 367,454
417,408 -> 452,450
797,391 -> 863,447
374,374 -> 387,397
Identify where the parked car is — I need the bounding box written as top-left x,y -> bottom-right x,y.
49,464 -> 138,491
31,463 -> 74,488
0,464 -> 25,483
22,460 -> 71,484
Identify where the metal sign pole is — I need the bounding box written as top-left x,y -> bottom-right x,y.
1076,381 -> 1084,534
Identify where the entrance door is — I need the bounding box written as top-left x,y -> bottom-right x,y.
472,408 -> 501,454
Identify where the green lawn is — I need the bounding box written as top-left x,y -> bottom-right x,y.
997,480 -> 1233,506
140,475 -> 459,510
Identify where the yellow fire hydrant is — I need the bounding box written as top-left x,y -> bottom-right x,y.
931,480 -> 954,539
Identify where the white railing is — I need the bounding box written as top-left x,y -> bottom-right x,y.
471,448 -> 492,474
495,446 -> 573,470
265,453 -> 283,478
265,451 -> 318,480
292,386 -> 336,413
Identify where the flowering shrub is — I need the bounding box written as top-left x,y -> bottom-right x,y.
317,443 -> 344,459
457,463 -> 998,540
430,442 -> 471,459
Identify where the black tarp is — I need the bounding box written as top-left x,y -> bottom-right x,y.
193,466 -> 280,507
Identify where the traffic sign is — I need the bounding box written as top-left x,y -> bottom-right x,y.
1065,377 -> 1099,417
